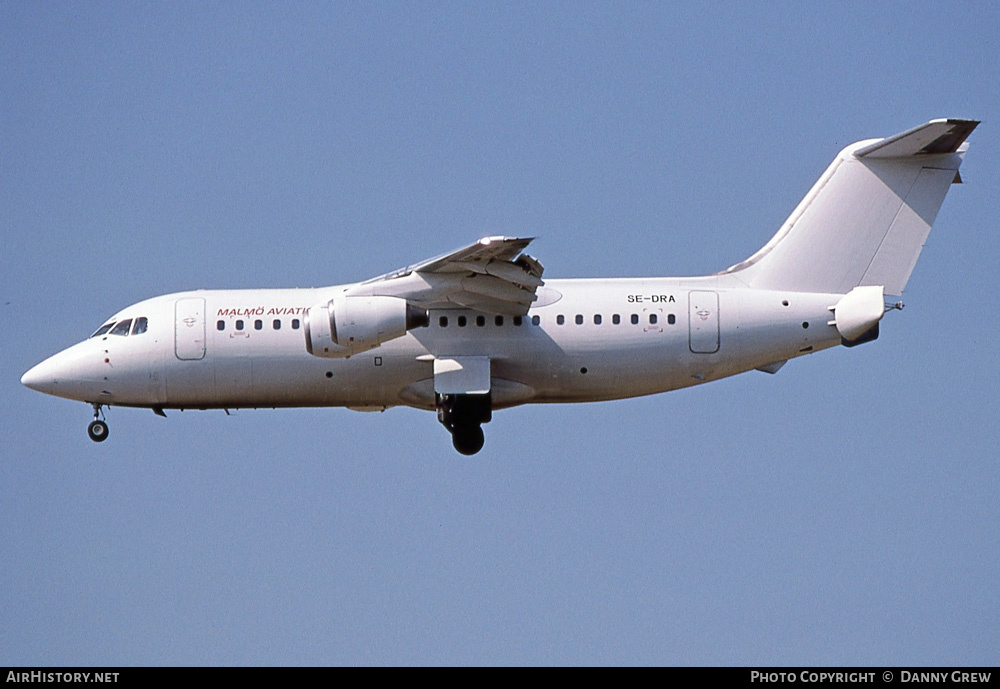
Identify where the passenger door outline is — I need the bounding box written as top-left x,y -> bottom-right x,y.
688,291 -> 720,354
175,297 -> 206,361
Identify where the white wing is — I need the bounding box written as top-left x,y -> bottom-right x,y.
345,236 -> 544,316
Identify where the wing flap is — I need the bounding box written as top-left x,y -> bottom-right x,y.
449,292 -> 530,316
460,274 -> 536,305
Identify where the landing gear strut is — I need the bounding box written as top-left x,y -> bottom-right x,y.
87,404 -> 109,443
437,393 -> 491,456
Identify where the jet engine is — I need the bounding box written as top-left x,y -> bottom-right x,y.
305,296 -> 428,358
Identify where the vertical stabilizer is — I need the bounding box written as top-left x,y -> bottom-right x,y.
723,119 -> 978,295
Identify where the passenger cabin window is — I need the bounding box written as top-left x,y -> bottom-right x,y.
631,314 -> 639,325
236,320 -> 244,330
458,316 -> 467,327
594,315 -> 602,325
254,319 -> 263,330
667,314 -> 676,325
217,320 -> 225,331
439,316 -> 448,327
612,314 -> 621,325
91,322 -> 115,338
557,315 -> 565,325
513,316 -> 523,326
273,319 -> 281,330
575,315 -> 583,325
495,316 -> 504,326
531,315 -> 540,326
476,316 -> 485,327
292,319 -> 300,330
110,319 -> 132,336
649,314 -> 658,325
132,317 -> 148,335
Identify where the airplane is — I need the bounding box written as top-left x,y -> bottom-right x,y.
21,118 -> 978,455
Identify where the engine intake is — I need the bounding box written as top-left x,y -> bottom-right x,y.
305,296 -> 428,358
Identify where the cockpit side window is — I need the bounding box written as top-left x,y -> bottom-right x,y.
91,322 -> 115,338
131,317 -> 148,335
110,319 -> 133,336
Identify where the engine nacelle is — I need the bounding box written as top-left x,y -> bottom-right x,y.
305,296 -> 428,358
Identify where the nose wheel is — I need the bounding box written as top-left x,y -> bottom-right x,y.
88,420 -> 109,442
87,404 -> 109,443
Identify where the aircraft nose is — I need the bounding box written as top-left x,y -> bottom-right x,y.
21,358 -> 60,394
21,342 -> 108,401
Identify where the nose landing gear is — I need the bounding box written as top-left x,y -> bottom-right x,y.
87,404 -> 109,443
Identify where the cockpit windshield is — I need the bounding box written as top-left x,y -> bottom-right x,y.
91,322 -> 115,338
90,316 -> 149,338
110,319 -> 133,336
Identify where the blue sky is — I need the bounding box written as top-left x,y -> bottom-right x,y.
2,2 -> 998,665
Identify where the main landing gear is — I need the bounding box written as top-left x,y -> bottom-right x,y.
87,403 -> 109,443
437,393 -> 491,456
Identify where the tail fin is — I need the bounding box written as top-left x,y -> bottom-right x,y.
723,119 -> 978,295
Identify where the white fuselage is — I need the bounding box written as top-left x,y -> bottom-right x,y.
21,119 -> 977,454
23,276 -> 846,413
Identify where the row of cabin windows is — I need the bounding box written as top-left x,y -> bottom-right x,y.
438,315 -> 525,328
217,318 -> 301,332
556,313 -> 676,326
91,317 -> 149,338
436,313 -> 676,328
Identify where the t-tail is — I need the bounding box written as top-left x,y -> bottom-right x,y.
722,119 -> 979,297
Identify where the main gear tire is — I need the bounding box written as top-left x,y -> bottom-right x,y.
451,425 -> 484,456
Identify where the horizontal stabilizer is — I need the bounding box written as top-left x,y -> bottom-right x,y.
855,119 -> 979,158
